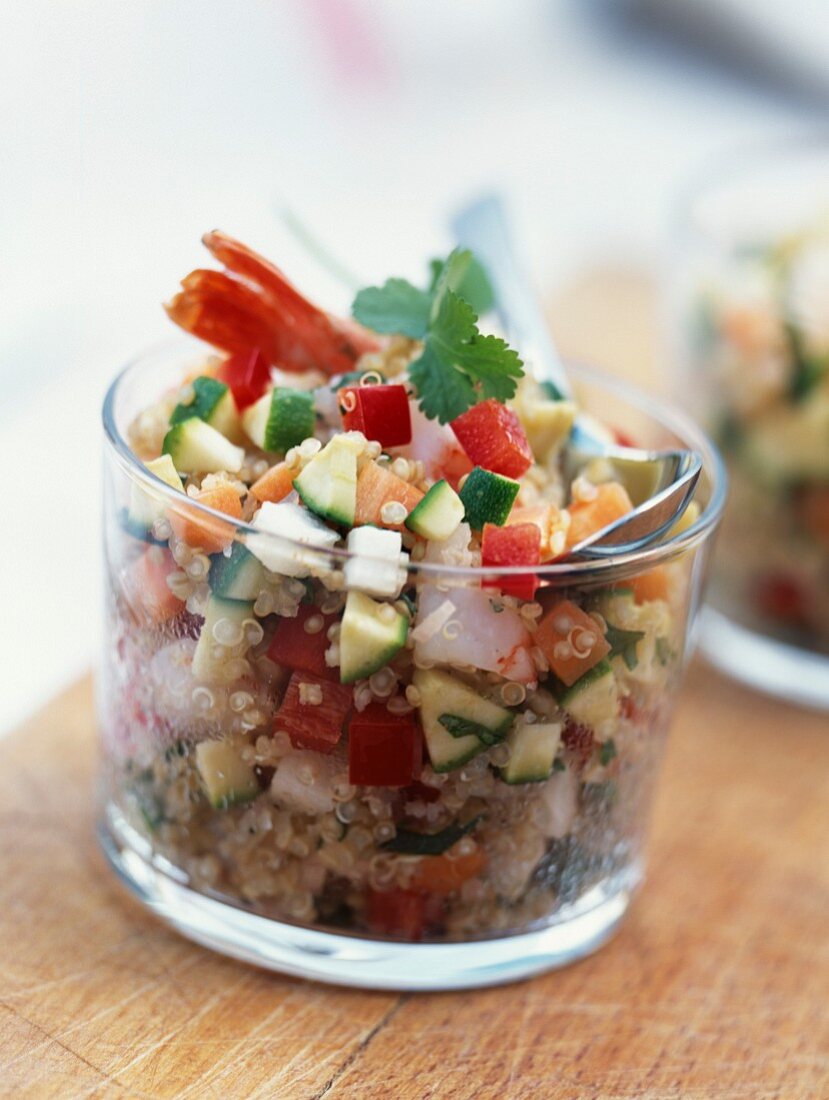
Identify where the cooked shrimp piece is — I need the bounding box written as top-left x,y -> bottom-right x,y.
165,231 -> 381,376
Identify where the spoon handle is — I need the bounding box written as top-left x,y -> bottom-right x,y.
451,193 -> 573,400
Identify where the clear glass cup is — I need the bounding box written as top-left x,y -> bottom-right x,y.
670,139 -> 829,710
98,341 -> 725,990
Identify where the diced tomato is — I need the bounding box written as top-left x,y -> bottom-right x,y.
354,461 -> 424,530
267,604 -> 339,681
507,503 -> 565,562
216,348 -> 272,410
753,572 -> 809,624
629,567 -> 669,604
409,849 -> 486,896
274,671 -> 352,754
481,522 -> 541,601
534,599 -> 610,686
561,718 -> 595,769
365,889 -> 429,940
168,483 -> 242,553
566,482 -> 633,549
122,547 -> 185,625
339,384 -> 412,448
250,461 -> 296,504
450,399 -> 533,479
348,702 -> 422,787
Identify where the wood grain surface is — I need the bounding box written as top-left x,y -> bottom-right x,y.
2,275 -> 828,1099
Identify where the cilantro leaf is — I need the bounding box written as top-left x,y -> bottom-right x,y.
429,249 -> 494,315
439,714 -> 507,746
410,290 -> 523,423
352,278 -> 432,338
408,341 -> 477,423
381,815 -> 483,856
605,621 -> 645,670
599,739 -> 617,766
353,248 -> 522,423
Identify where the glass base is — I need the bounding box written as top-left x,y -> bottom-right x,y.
99,814 -> 640,991
699,607 -> 829,711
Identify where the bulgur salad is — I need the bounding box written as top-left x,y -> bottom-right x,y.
690,218 -> 829,652
101,232 -> 694,941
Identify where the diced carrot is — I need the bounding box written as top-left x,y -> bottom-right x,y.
169,483 -> 242,553
629,567 -> 669,604
122,547 -> 185,625
354,461 -> 424,530
566,482 -> 633,549
507,503 -> 566,561
409,849 -> 487,896
250,461 -> 295,504
534,599 -> 610,686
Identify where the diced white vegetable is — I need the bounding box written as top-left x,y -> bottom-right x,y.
246,501 -> 340,577
344,527 -> 408,598
423,522 -> 475,567
269,750 -> 346,816
535,767 -> 579,839
414,584 -> 536,684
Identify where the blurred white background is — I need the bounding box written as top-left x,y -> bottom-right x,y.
1,0 -> 826,731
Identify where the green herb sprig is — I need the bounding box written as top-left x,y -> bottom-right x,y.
352,250 -> 523,424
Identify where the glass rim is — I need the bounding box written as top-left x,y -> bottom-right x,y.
102,339 -> 727,583
673,130 -> 829,247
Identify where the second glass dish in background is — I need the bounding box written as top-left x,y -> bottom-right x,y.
670,138 -> 829,710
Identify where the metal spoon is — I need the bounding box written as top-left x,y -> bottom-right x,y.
451,194 -> 701,558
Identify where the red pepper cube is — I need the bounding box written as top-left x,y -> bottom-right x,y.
348,702 -> 422,787
267,604 -> 339,681
365,889 -> 429,939
451,399 -> 533,479
274,671 -> 352,754
216,348 -> 272,410
481,522 -> 541,602
339,384 -> 412,448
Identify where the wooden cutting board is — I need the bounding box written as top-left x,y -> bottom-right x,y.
2,274 -> 828,1100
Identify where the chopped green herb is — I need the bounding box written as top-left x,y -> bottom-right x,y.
605,622 -> 646,670
655,636 -> 676,666
785,320 -> 829,402
381,815 -> 483,856
552,757 -> 566,773
489,600 -> 504,614
439,714 -> 507,747
330,369 -> 370,392
599,739 -> 617,766
353,249 -> 523,424
539,379 -> 566,402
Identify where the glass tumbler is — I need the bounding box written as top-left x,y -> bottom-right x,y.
671,140 -> 829,709
99,342 -> 725,989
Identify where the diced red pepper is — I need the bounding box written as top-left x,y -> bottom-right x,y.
365,889 -> 429,939
216,348 -> 271,410
274,671 -> 353,754
481,521 -> 541,601
348,702 -> 422,787
339,384 -> 412,448
267,604 -> 339,681
450,399 -> 533,479
753,572 -> 809,625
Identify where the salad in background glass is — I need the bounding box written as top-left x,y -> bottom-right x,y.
99,230 -> 724,988
673,141 -> 829,709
